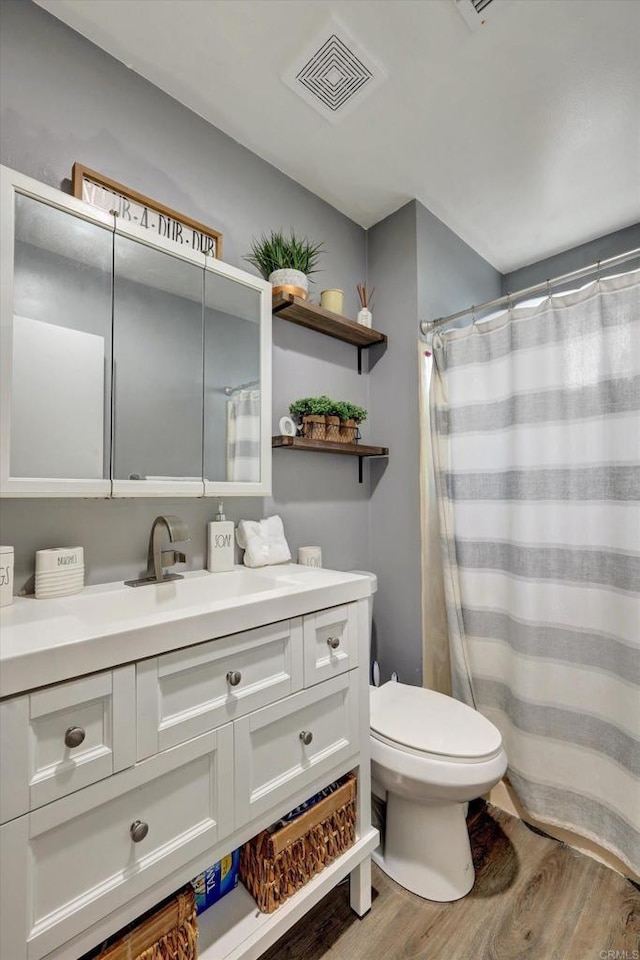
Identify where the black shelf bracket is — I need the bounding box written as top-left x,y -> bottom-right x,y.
358,457 -> 364,483
357,346 -> 363,375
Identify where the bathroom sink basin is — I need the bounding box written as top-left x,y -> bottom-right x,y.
0,565 -> 372,698
62,568 -> 283,625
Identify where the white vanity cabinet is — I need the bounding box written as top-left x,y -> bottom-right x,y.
136,618 -> 305,759
0,665 -> 136,822
0,588 -> 377,960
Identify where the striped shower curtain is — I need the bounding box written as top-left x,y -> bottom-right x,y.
429,269 -> 640,876
226,387 -> 260,482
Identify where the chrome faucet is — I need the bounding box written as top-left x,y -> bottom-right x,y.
125,515 -> 191,588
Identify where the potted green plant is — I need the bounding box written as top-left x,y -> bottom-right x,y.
245,230 -> 323,301
338,401 -> 367,443
289,396 -> 333,440
288,396 -> 368,444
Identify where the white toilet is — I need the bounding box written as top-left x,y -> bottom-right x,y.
355,571 -> 508,902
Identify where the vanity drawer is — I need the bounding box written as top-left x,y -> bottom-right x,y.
0,725 -> 233,960
136,618 -> 304,759
303,603 -> 358,686
234,670 -> 359,824
0,666 -> 136,823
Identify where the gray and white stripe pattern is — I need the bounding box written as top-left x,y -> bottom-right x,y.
430,269 -> 640,875
226,388 -> 260,482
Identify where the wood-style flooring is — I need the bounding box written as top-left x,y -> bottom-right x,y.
262,802 -> 639,960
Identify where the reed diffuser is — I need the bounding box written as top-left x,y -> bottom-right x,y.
356,283 -> 375,327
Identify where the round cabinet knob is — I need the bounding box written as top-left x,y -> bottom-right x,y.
299,730 -> 313,746
327,636 -> 341,649
227,670 -> 242,687
130,820 -> 149,843
64,726 -> 86,749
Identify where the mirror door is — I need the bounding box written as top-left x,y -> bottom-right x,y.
1,166 -> 272,499
1,180 -> 114,496
203,263 -> 271,496
111,225 -> 206,496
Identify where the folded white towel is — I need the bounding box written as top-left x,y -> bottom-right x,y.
236,516 -> 292,568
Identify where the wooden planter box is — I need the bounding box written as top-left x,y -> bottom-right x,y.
300,416 -> 359,444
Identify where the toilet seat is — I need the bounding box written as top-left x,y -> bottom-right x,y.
370,682 -> 503,762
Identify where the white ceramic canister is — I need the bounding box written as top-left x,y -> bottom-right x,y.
0,546 -> 14,606
298,546 -> 322,568
35,546 -> 84,599
320,289 -> 345,314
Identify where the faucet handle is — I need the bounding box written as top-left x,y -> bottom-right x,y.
160,550 -> 187,567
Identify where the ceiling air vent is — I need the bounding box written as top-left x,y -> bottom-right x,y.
453,0 -> 495,31
282,18 -> 387,123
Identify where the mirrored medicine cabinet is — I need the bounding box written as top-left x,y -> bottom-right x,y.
0,166 -> 272,498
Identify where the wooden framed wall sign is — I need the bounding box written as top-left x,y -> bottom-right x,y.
72,163 -> 223,258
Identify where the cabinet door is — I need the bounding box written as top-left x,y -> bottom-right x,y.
203,261 -> 272,496
303,603 -> 359,686
0,666 -> 136,823
111,224 -> 206,496
0,726 -> 233,960
1,168 -> 114,497
137,619 -> 304,759
234,670 -> 359,825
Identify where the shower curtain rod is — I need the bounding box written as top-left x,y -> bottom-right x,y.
420,246 -> 640,335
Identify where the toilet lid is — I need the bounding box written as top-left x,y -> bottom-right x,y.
370,682 -> 503,760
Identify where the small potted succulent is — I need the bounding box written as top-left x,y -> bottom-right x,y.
335,400 -> 367,443
289,396 -> 367,444
245,229 -> 323,301
289,395 -> 333,440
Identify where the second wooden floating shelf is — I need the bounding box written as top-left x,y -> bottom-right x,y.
272,435 -> 389,483
272,293 -> 386,372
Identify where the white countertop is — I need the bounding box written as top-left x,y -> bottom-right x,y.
0,565 -> 371,698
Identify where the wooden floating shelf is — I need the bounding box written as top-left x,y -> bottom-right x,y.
272,293 -> 387,348
272,436 -> 389,482
272,436 -> 389,457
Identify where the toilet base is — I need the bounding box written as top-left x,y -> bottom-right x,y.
376,794 -> 475,901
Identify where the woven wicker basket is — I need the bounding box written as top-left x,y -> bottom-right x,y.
93,886 -> 197,960
239,774 -> 357,913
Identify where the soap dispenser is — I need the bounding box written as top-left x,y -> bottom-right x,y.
207,502 -> 235,572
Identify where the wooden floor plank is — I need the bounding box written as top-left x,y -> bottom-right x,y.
260,804 -> 640,960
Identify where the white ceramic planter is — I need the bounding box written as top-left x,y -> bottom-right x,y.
269,269 -> 309,298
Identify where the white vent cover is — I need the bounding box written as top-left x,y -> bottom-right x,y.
453,0 -> 495,31
282,18 -> 387,123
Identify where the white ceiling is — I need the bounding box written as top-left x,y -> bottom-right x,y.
35,0 -> 640,272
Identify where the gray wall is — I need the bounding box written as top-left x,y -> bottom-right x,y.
366,201 -> 502,685
504,223 -> 640,292
0,0 -> 371,589
416,203 -> 503,327
367,202 -> 420,684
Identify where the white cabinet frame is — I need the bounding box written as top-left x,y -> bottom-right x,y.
0,165 -> 272,498
0,166 -> 114,497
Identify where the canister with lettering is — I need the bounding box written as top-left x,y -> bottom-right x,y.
0,546 -> 14,606
35,546 -> 84,599
207,502 -> 235,573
